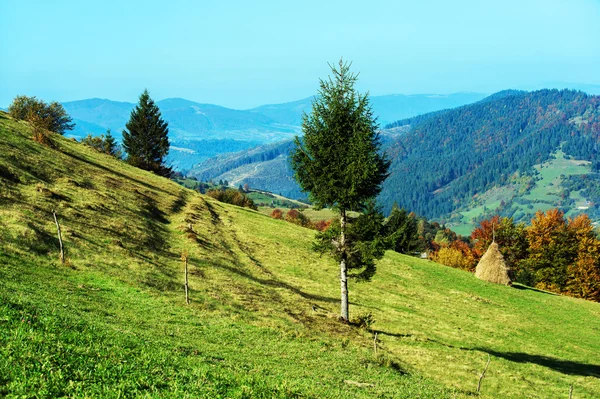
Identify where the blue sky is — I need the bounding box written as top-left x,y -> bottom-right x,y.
1,0 -> 599,109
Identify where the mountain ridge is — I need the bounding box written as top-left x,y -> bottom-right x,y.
61,92 -> 490,141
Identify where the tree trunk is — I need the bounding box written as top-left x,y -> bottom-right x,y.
340,209 -> 349,321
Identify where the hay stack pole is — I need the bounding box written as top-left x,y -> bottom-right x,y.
475,241 -> 511,285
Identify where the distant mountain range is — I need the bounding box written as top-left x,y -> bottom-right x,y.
62,98 -> 299,142
63,92 -> 490,139
248,92 -> 488,127
60,92 -> 489,169
190,89 -> 600,233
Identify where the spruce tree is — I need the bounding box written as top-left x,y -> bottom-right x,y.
103,129 -> 119,157
290,60 -> 390,321
384,204 -> 421,254
122,90 -> 171,176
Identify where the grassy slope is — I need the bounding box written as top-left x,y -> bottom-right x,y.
1,112 -> 599,398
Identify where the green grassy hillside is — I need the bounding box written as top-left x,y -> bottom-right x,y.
452,150 -> 596,235
1,112 -> 599,398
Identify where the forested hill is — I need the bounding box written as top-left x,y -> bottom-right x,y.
383,90 -> 527,131
188,89 -> 600,231
380,89 -> 600,221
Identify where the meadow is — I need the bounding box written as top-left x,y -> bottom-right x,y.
1,112 -> 599,398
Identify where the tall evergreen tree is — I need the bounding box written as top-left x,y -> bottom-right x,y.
122,90 -> 171,177
290,59 -> 390,321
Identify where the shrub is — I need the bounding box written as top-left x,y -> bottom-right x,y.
8,95 -> 74,135
431,245 -> 475,271
313,219 -> 332,232
206,189 -> 257,210
270,209 -> 284,219
81,130 -> 121,158
285,209 -> 312,228
353,312 -> 376,331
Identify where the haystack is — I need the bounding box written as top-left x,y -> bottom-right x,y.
475,242 -> 511,285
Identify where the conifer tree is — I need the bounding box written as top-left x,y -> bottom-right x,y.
103,129 -> 119,157
384,203 -> 421,254
122,90 -> 171,176
291,60 -> 390,321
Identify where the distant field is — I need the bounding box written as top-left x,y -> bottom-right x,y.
452,150 -> 594,234
257,204 -> 358,222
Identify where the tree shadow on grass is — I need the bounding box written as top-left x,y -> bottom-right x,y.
473,348 -> 600,377
169,190 -> 188,214
511,283 -> 558,296
371,329 -> 415,339
208,258 -> 346,305
62,149 -> 173,196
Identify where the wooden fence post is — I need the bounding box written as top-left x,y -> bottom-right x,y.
373,332 -> 378,354
477,354 -> 491,394
182,252 -> 190,305
53,210 -> 65,265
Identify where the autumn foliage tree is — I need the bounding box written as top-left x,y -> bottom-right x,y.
565,214 -> 600,301
523,209 -> 576,291
471,216 -> 528,278
9,95 -> 75,135
270,208 -> 284,219
435,210 -> 600,302
431,240 -> 476,271
8,95 -> 75,145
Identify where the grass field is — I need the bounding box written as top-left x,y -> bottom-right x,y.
256,205 -> 342,221
2,112 -> 600,398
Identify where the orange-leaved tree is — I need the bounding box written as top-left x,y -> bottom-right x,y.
471,216 -> 527,278
524,209 -> 576,292
565,214 -> 600,301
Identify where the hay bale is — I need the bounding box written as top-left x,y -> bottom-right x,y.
475,242 -> 511,285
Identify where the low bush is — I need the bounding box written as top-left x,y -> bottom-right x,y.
206,189 -> 257,210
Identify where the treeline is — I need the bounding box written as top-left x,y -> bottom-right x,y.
80,129 -> 122,158
269,203 -> 454,255
383,90 -> 526,130
379,89 -> 600,217
431,211 -> 600,302
270,208 -> 331,231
